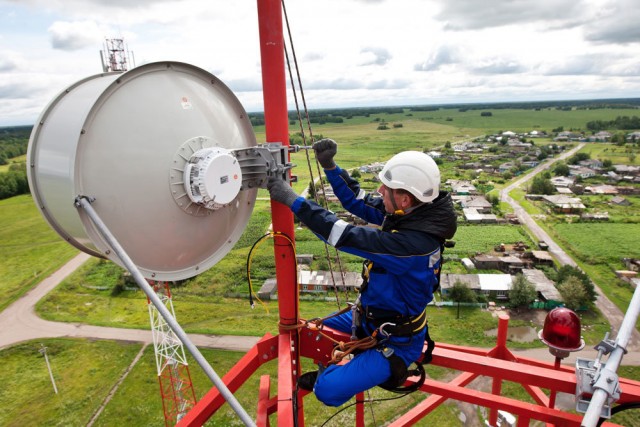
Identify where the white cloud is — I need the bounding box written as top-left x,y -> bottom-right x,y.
583,0 -> 640,44
1,0 -> 640,126
48,20 -> 105,51
358,47 -> 391,66
435,0 -> 585,31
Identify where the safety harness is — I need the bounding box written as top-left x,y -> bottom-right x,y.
284,241 -> 450,394
354,234 -> 451,392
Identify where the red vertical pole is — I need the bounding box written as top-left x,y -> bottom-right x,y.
257,1 -> 301,426
489,315 -> 510,426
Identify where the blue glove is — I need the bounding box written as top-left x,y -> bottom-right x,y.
312,138 -> 337,169
267,177 -> 299,207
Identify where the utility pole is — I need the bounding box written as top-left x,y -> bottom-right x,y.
39,344 -> 58,394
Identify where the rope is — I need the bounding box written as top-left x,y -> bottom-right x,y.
281,0 -> 351,309
278,306 -> 380,365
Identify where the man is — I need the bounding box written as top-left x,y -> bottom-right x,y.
267,139 -> 457,406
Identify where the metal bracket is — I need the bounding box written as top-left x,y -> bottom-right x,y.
232,143 -> 299,190
575,358 -> 621,419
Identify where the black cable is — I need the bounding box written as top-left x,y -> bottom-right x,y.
597,401 -> 640,426
319,389 -> 417,427
245,232 -> 272,309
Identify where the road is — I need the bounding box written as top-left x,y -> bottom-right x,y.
500,143 -> 640,348
0,252 -> 260,352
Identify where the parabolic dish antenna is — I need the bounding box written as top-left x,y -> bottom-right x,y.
27,61 -> 258,281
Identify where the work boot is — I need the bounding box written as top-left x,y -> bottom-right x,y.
297,370 -> 318,391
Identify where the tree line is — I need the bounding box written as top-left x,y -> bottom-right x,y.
0,126 -> 31,165
0,126 -> 31,200
586,115 -> 640,131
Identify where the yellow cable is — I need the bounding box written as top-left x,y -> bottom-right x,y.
246,231 -> 299,315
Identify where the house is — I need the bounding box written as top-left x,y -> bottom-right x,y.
530,251 -> 554,267
499,162 -> 516,173
541,195 -> 586,213
507,141 -> 532,151
585,184 -> 618,195
440,273 -> 513,300
611,196 -> 631,206
528,130 -> 546,138
550,176 -> 576,187
569,166 -> 596,179
580,212 -> 609,221
587,131 -> 611,142
556,187 -> 573,194
450,180 -> 477,195
554,131 -> 582,141
579,159 -> 603,169
359,162 -> 385,173
463,208 -> 498,224
461,196 -> 492,213
521,269 -> 563,308
472,255 -> 529,273
521,160 -> 540,169
614,165 -> 640,176
626,131 -> 640,141
297,270 -> 362,293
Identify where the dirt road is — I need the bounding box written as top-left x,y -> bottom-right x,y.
0,252 -> 260,352
500,143 -> 640,349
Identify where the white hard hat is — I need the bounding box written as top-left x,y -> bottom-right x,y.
378,151 -> 440,203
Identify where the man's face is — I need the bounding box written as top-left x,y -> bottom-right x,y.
378,184 -> 401,214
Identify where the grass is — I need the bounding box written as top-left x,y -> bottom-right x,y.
578,143 -> 639,166
445,225 -> 533,258
0,337 -> 462,427
0,338 -> 143,426
4,105 -> 640,424
0,194 -> 78,311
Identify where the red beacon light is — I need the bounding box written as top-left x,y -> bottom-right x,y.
539,307 -> 585,359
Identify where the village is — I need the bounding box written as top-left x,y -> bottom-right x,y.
260,129 -> 640,313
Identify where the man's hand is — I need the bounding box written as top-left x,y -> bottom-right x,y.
267,177 -> 299,207
312,138 -> 337,169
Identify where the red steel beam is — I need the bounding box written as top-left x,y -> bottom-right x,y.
177,334 -> 278,426
433,346 -> 578,394
257,0 -> 301,425
389,371 -> 478,425
419,378 -> 585,426
257,375 -> 272,427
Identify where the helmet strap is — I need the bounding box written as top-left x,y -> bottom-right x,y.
388,188 -> 405,215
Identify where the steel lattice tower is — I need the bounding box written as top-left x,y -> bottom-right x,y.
100,38 -> 134,72
147,282 -> 196,426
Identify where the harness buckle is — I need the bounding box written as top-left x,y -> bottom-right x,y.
378,322 -> 396,340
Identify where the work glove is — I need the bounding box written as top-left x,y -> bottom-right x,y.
267,177 -> 299,207
312,138 -> 337,169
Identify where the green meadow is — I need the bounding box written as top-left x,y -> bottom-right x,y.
2,103 -> 640,424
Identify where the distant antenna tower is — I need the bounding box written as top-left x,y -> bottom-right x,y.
100,38 -> 135,72
147,282 -> 196,426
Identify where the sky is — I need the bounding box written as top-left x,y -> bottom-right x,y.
1,0 -> 639,126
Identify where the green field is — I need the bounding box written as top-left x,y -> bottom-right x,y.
0,195 -> 78,311
3,104 -> 640,425
0,337 -> 463,427
445,225 -> 532,257
553,223 -> 640,262
578,143 -> 639,165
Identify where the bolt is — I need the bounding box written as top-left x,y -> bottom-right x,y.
105,250 -> 111,255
